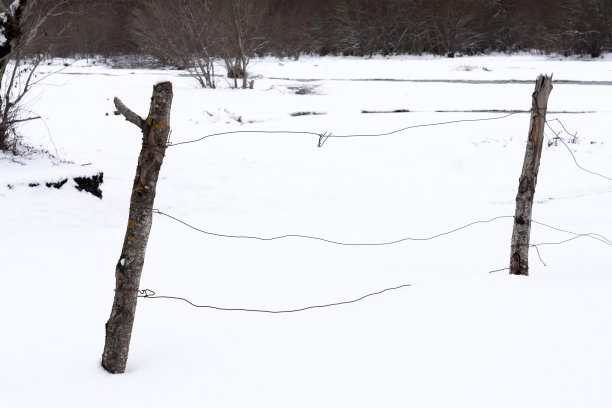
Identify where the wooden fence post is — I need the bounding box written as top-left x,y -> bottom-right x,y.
102,81 -> 173,373
510,75 -> 553,276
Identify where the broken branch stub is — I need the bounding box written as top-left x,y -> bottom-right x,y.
114,96 -> 146,130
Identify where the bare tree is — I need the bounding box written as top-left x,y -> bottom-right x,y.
265,0 -> 321,59
220,0 -> 268,88
392,0 -> 432,55
328,0 -> 362,55
134,0 -> 268,89
134,0 -> 218,88
426,0 -> 486,57
484,0 -> 529,52
0,0 -> 68,153
560,0 -> 612,57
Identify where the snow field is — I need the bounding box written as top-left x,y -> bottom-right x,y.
1,54 -> 611,407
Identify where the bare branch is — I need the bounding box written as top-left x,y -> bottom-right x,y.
6,115 -> 41,124
114,97 -> 145,130
11,58 -> 41,108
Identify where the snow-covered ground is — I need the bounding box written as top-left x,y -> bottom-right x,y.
1,54 -> 611,407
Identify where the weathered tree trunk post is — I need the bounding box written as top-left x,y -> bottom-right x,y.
510,75 -> 553,276
102,82 -> 173,373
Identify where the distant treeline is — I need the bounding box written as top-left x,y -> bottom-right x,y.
38,0 -> 611,59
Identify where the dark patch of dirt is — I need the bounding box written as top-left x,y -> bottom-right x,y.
23,172 -> 103,198
74,172 -> 104,199
361,109 -> 410,114
46,179 -> 68,189
290,111 -> 326,117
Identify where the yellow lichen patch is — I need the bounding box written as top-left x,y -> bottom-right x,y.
158,121 -> 167,127
128,220 -> 135,229
128,236 -> 136,241
154,124 -> 160,129
118,279 -> 123,285
146,116 -> 153,125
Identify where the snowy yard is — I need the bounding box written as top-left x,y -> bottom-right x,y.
1,54 -> 612,407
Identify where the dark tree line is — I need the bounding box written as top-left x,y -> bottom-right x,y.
33,0 -> 611,61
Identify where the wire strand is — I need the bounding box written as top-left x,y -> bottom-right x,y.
544,118 -> 612,182
137,284 -> 413,314
169,130 -> 322,147
168,112 -> 520,147
531,219 -> 612,246
152,209 -> 514,246
128,110 -> 612,315
321,112 -> 519,138
153,209 -> 612,249
131,263 -> 542,314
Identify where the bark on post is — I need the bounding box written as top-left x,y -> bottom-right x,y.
510,75 -> 553,276
102,82 -> 173,374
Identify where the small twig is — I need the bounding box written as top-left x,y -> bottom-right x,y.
317,132 -> 331,147
530,245 -> 547,266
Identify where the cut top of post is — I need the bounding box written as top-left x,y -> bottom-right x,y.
529,75 -> 553,174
